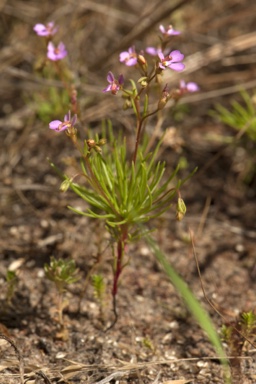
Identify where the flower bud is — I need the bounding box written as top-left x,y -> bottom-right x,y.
176,198 -> 186,221
158,97 -> 168,110
94,145 -> 102,154
87,139 -> 96,149
138,76 -> 148,87
60,180 -> 70,192
158,84 -> 171,110
98,138 -> 107,146
138,54 -> 146,65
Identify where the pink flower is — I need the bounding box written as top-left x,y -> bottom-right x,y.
49,111 -> 77,132
158,50 -> 185,72
145,47 -> 159,56
179,80 -> 199,93
33,22 -> 58,37
119,46 -> 137,66
47,42 -> 67,61
103,72 -> 124,95
159,24 -> 180,36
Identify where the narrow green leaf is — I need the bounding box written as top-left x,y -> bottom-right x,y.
146,235 -> 231,383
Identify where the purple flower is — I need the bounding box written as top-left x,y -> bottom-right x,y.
49,111 -> 77,132
158,50 -> 185,72
159,24 -> 180,36
179,80 -> 199,93
33,22 -> 58,37
103,72 -> 124,95
47,42 -> 67,61
119,46 -> 137,66
145,47 -> 159,56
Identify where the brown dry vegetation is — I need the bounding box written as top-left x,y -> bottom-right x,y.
0,0 -> 256,383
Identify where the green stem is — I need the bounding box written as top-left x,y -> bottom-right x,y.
132,108 -> 159,164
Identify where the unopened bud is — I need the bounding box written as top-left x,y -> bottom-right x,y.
176,198 -> 186,221
138,76 -> 148,87
98,138 -> 107,146
60,179 -> 70,192
158,97 -> 168,110
137,54 -> 147,66
158,84 -> 171,110
87,139 -> 96,149
94,145 -> 102,154
172,89 -> 182,101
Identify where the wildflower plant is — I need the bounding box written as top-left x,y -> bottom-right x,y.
34,21 -> 199,328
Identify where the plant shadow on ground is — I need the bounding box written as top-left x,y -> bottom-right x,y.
0,0 -> 256,383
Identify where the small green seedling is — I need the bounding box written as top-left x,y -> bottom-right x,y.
142,337 -> 155,352
92,274 -> 106,322
6,270 -> 18,305
211,90 -> 256,185
221,311 -> 256,380
213,90 -> 256,142
44,257 -> 80,326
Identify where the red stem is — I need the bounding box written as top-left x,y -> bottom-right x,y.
112,227 -> 128,297
105,227 -> 128,330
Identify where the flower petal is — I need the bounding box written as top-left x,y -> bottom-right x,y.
159,25 -> 165,34
118,74 -> 124,84
146,47 -> 158,56
126,57 -> 137,66
107,72 -> 115,83
71,114 -> 77,126
169,50 -> 184,62
169,29 -> 180,36
49,120 -> 62,130
157,51 -> 165,61
119,52 -> 129,62
33,23 -> 47,35
169,62 -> 185,72
103,85 -> 111,93
187,82 -> 199,92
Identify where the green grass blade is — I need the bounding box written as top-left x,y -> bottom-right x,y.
145,234 -> 231,383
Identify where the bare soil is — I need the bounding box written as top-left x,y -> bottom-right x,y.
0,1 -> 256,383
